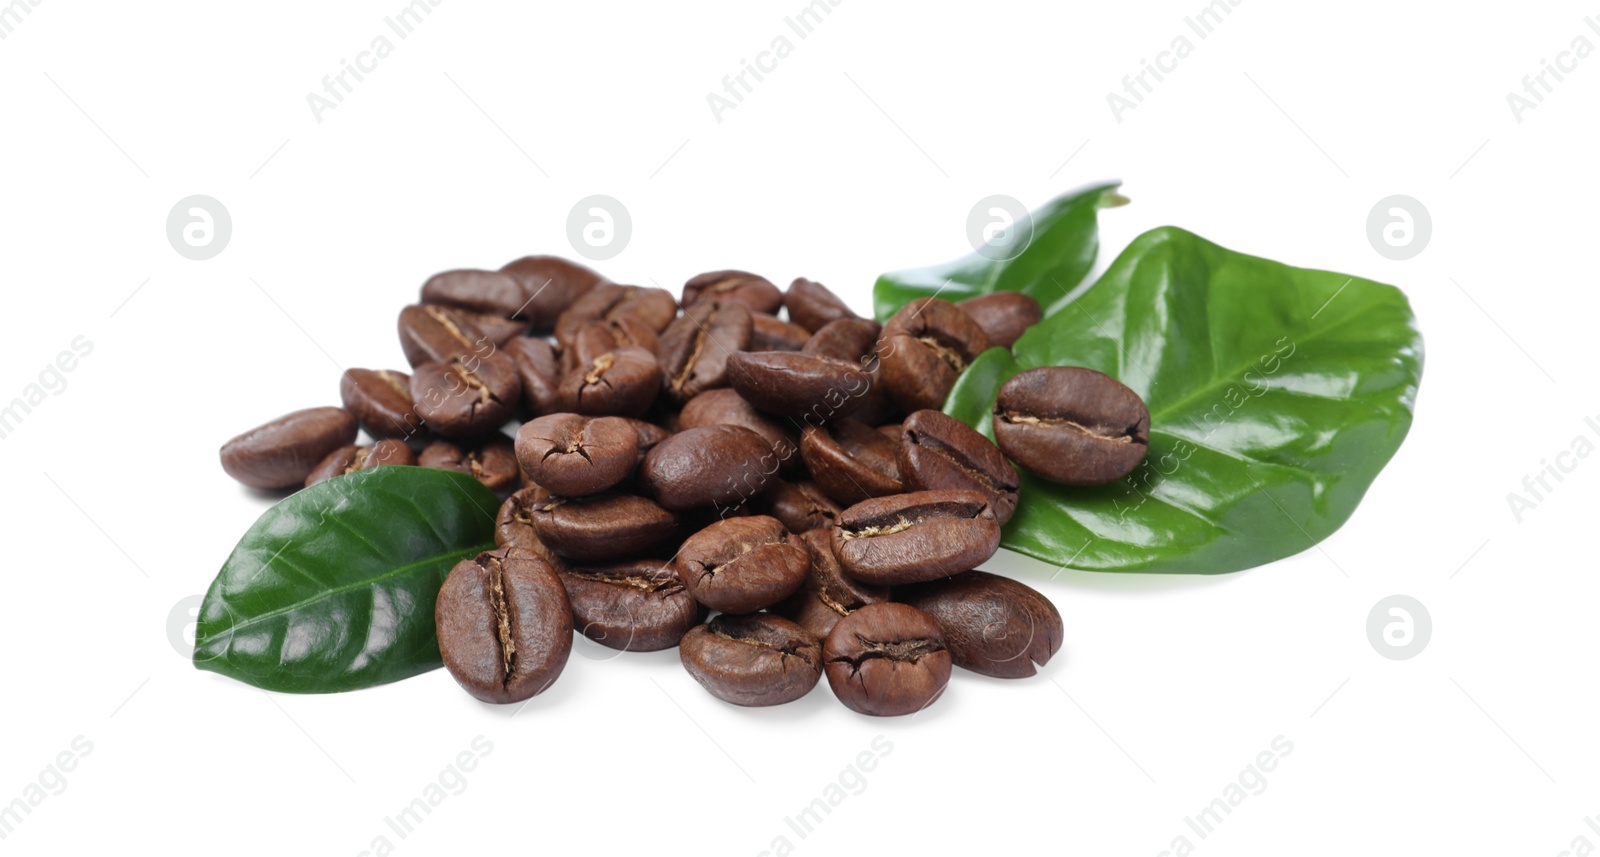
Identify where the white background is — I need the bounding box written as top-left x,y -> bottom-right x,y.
1,1 -> 1595,854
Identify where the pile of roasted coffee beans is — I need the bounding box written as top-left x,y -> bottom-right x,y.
218,256 -> 1152,716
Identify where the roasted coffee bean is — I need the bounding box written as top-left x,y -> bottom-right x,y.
679,388 -> 800,476
515,414 -> 638,496
679,614 -> 822,707
992,367 -> 1150,486
823,603 -> 951,717
495,486 -> 560,558
220,407 -> 359,489
802,317 -> 881,363
560,559 -> 706,652
785,277 -> 858,333
419,436 -> 520,493
397,304 -> 502,369
557,346 -> 662,418
565,318 -> 660,371
877,298 -> 990,412
554,283 -> 677,345
339,368 -> 422,440
958,292 -> 1042,349
775,529 -> 889,638
799,419 -> 902,506
505,336 -> 562,418
410,356 -> 521,439
619,417 -> 672,465
682,270 -> 783,314
725,351 -> 871,421
750,313 -> 812,351
657,301 -> 752,404
436,547 -> 573,704
674,516 -> 808,614
760,480 -> 843,534
898,409 -> 1020,525
499,255 -> 607,329
304,439 -> 416,487
831,489 -> 1000,586
639,425 -> 778,512
897,571 -> 1063,679
530,493 -> 679,562
420,269 -> 528,319
445,306 -> 526,348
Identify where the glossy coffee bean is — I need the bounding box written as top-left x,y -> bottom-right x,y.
678,388 -> 800,476
877,298 -> 990,412
802,317 -> 881,363
530,493 -> 679,563
682,270 -> 783,314
760,480 -> 843,534
557,346 -> 662,418
339,368 -> 421,440
220,407 -> 359,489
679,613 -> 822,707
831,489 -> 1000,586
436,547 -> 573,704
515,414 -> 638,496
554,283 -> 676,345
799,419 -> 902,506
897,571 -> 1063,679
674,516 -> 808,614
559,559 -> 706,652
639,425 -> 778,512
823,603 -> 951,717
304,439 -> 416,487
565,318 -> 660,371
419,436 -> 520,493
785,277 -> 858,333
397,304 -> 501,369
495,486 -> 560,560
657,301 -> 752,404
725,351 -> 871,421
410,356 -> 521,439
620,417 -> 672,465
958,292 -> 1042,349
505,337 -> 562,418
750,313 -> 812,351
499,255 -> 607,329
775,529 -> 889,638
992,367 -> 1150,486
445,306 -> 527,349
421,269 -> 528,319
898,409 -> 1020,525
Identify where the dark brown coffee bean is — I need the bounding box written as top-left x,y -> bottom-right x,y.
499,255 -> 607,329
420,269 -> 527,318
760,479 -> 843,534
560,559 -> 706,652
410,356 -> 521,440
339,368 -> 422,440
495,486 -> 561,561
656,301 -> 752,404
639,425 -> 778,512
775,529 -> 889,638
515,414 -> 638,496
445,306 -> 526,348
505,337 -> 562,418
802,317 -> 881,363
877,298 -> 991,412
419,436 -> 519,493
831,489 -> 1000,585
785,277 -> 858,333
397,304 -> 501,369
992,367 -> 1150,486
304,439 -> 416,487
823,603 -> 951,716
220,407 -> 359,489
679,388 -> 800,476
679,613 -> 822,706
557,346 -> 662,418
898,409 -> 1020,525
554,283 -> 677,345
750,313 -> 812,351
682,270 -> 782,314
897,571 -> 1063,679
530,493 -> 679,562
436,547 -> 573,704
799,419 -> 902,506
957,292 -> 1042,349
674,516 -> 808,614
725,351 -> 871,421
565,319 -> 660,372
619,418 -> 671,465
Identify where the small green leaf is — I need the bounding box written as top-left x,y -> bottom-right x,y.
872,181 -> 1126,321
942,226 -> 1424,574
194,467 -> 500,692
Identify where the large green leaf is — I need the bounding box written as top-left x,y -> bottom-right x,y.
195,467 -> 499,692
944,226 -> 1424,574
872,181 -> 1127,321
